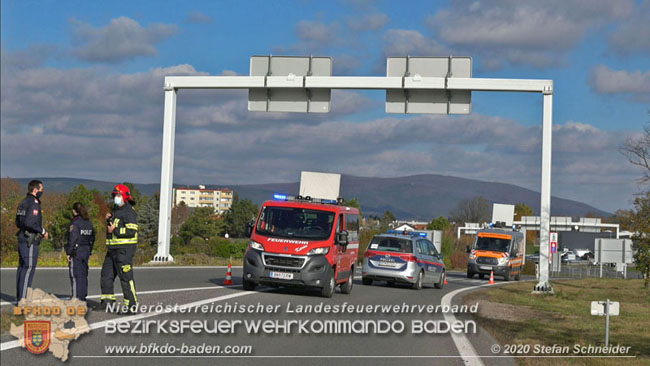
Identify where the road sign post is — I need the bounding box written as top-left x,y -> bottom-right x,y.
154,55 -> 555,294
591,299 -> 619,346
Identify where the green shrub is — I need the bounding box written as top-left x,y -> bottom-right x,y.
39,239 -> 55,252
521,260 -> 536,275
208,238 -> 247,259
450,251 -> 468,270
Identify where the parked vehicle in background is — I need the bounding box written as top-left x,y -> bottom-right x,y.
574,248 -> 594,260
561,251 -> 577,263
362,230 -> 446,290
526,251 -> 540,264
467,223 -> 525,281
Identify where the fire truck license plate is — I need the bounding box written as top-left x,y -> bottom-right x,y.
270,272 -> 293,280
480,266 -> 493,270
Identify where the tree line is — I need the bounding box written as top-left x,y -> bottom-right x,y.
0,179 -> 259,265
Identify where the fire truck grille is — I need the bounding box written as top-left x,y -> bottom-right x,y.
476,257 -> 498,265
264,255 -> 305,268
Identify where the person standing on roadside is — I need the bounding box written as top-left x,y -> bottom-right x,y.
15,180 -> 49,302
98,184 -> 139,313
66,202 -> 95,301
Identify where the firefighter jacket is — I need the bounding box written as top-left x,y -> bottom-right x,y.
106,203 -> 138,246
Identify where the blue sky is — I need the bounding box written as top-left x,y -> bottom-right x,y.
1,0 -> 649,214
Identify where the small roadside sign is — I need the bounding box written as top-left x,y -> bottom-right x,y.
591,299 -> 619,346
549,232 -> 558,264
591,301 -> 620,316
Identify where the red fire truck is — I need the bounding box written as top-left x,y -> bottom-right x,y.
243,194 -> 360,298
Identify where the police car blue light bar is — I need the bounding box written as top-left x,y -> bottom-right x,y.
386,230 -> 429,237
273,194 -> 287,200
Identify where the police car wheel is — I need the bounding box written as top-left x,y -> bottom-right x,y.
412,271 -> 423,290
362,277 -> 373,286
340,271 -> 353,294
321,269 -> 335,298
435,271 -> 445,289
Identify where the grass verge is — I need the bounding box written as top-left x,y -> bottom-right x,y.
464,279 -> 650,366
0,310 -> 25,337
1,251 -> 243,267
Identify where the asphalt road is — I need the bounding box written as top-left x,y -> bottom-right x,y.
0,266 -> 521,366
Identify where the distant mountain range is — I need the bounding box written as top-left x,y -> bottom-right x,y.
12,175 -> 610,220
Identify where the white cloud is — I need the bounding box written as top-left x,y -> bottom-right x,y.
382,29 -> 447,56
296,20 -> 339,46
71,16 -> 178,63
607,0 -> 650,56
185,11 -> 213,24
426,0 -> 635,69
347,13 -> 389,31
588,65 -> 650,102
0,44 -> 57,70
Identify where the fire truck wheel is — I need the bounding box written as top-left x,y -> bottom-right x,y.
321,269 -> 335,298
362,277 -> 373,286
515,270 -> 521,281
340,271 -> 353,294
435,270 -> 445,289
479,274 -> 485,280
412,271 -> 423,290
467,271 -> 474,279
503,268 -> 511,281
243,279 -> 256,291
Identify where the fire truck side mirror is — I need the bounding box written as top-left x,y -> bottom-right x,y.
245,221 -> 254,238
337,231 -> 349,246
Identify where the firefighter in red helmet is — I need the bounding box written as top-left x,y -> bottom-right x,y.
97,184 -> 139,313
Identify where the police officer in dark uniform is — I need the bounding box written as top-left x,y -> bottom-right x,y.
15,180 -> 49,302
66,202 -> 95,301
98,184 -> 139,312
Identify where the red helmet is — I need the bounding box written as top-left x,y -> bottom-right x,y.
112,184 -> 135,204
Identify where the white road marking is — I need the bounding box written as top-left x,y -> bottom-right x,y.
0,285 -> 236,307
1,285 -> 256,351
441,284 -> 491,366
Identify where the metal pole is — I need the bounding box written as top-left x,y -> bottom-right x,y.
535,88 -> 553,293
600,261 -> 603,278
605,299 -> 610,346
154,83 -> 177,262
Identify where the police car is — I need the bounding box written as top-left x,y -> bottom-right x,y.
361,231 -> 445,290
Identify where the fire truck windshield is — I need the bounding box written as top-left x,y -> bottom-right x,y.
474,237 -> 511,252
256,206 -> 335,241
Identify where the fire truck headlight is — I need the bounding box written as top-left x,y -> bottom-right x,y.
498,257 -> 508,265
249,241 -> 265,251
307,247 -> 330,256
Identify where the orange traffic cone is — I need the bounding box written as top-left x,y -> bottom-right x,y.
488,271 -> 495,285
444,275 -> 448,285
223,263 -> 233,285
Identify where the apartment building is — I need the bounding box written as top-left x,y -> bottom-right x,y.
173,185 -> 233,214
